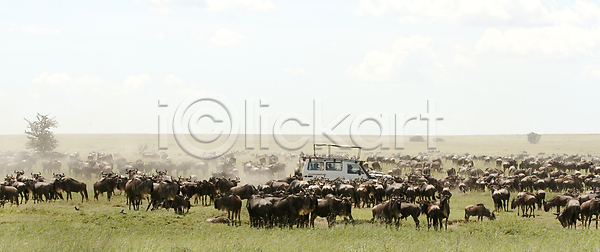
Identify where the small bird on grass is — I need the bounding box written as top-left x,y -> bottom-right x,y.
119,210 -> 126,214
74,206 -> 80,211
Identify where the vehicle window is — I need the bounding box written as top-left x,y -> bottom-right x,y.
326,162 -> 342,171
309,161 -> 324,171
347,163 -> 361,174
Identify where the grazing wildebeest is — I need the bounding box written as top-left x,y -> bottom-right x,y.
544,194 -> 573,213
214,194 -> 242,226
556,199 -> 581,229
464,204 -> 495,221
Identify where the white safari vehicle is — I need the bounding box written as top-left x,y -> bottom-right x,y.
297,144 -> 389,181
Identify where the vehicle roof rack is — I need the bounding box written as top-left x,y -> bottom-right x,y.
313,143 -> 362,160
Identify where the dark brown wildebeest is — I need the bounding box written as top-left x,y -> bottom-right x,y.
199,180 -> 216,206
310,194 -> 352,227
271,194 -> 312,228
580,198 -> 600,229
556,199 -> 581,229
163,194 -> 190,215
535,190 -> 546,210
93,173 -> 118,201
544,194 -> 574,213
230,184 -> 257,200
125,175 -> 154,211
371,198 -> 401,227
147,180 -> 179,211
0,185 -> 19,206
511,193 -> 537,217
247,195 -> 273,228
214,177 -> 237,194
420,196 -> 450,230
491,188 -> 510,212
57,177 -> 88,202
464,204 -> 495,221
399,201 -> 421,229
214,194 -> 242,226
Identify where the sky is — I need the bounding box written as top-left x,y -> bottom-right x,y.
1,0 -> 600,138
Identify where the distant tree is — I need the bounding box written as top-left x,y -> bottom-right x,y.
24,113 -> 59,153
527,132 -> 540,144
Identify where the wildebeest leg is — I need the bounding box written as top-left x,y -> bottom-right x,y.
413,215 -> 420,229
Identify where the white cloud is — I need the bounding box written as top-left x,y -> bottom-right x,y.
453,54 -> 475,68
32,72 -> 152,96
133,0 -> 275,12
283,68 -> 307,75
211,29 -> 247,47
149,6 -> 173,14
165,74 -> 185,86
163,74 -> 206,97
9,24 -> 60,35
583,65 -> 600,78
205,0 -> 276,11
348,50 -> 396,82
32,72 -> 71,86
349,36 -> 440,82
123,74 -> 152,94
475,25 -> 600,57
356,0 -> 600,26
153,33 -> 165,40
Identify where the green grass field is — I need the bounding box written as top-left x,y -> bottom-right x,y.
1,134 -> 599,251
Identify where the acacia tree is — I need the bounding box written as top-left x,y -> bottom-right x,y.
527,132 -> 540,144
24,113 -> 59,153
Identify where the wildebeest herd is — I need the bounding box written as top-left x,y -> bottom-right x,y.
2,150 -> 600,230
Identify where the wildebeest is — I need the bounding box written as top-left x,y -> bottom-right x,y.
464,204 -> 495,221
511,192 -> 537,217
310,194 -> 353,227
399,201 -> 421,229
163,194 -> 191,215
93,173 -> 118,201
0,184 -> 19,206
420,196 -> 450,230
125,175 -> 154,210
580,198 -> 600,229
372,198 -> 401,227
544,194 -> 573,213
230,184 -> 258,200
556,199 -> 581,229
214,194 -> 242,226
271,194 -> 312,228
56,177 -> 88,202
492,188 -> 510,212
247,195 -> 273,228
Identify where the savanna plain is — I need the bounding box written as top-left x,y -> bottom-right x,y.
0,134 -> 599,252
